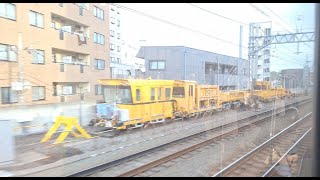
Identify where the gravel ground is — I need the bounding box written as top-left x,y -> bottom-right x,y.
142,102 -> 313,177
0,96 -> 310,176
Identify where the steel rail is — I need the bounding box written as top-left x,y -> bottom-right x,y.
262,127 -> 312,177
212,112 -> 312,177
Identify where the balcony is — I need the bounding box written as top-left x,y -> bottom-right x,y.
53,63 -> 92,82
50,13 -> 91,54
50,3 -> 93,26
49,28 -> 91,54
50,62 -> 108,83
52,82 -> 94,102
52,48 -> 90,65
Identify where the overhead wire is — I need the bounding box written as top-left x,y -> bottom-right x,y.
186,3 -> 249,26
260,3 -> 313,50
111,3 -> 248,49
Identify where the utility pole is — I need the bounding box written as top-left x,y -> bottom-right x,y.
184,50 -> 187,80
18,32 -> 24,103
239,25 -> 243,59
79,85 -> 83,126
217,58 -> 220,89
239,25 -> 243,90
295,15 -> 303,55
304,54 -> 311,91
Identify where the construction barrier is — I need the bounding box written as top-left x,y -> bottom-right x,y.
41,116 -> 92,144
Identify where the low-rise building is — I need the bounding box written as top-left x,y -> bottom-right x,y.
136,46 -> 249,90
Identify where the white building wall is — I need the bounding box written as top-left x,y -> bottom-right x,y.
109,4 -> 123,67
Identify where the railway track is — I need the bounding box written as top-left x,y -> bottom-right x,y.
212,112 -> 312,177
68,97 -> 311,177
91,96 -> 310,138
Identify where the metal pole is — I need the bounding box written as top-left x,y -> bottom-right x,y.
218,58 -> 220,89
184,51 -> 187,80
18,32 -> 24,103
239,25 -> 243,59
313,3 -> 320,176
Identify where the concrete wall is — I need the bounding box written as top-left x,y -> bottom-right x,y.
0,102 -> 96,136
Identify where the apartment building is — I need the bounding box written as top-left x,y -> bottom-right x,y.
108,4 -> 127,79
0,3 -> 110,132
250,23 -> 272,82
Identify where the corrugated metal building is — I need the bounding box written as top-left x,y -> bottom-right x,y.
136,46 -> 249,90
280,69 -> 305,89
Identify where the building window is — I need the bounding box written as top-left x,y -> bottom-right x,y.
80,64 -> 84,73
117,58 -> 120,63
110,57 -> 116,63
110,43 -> 115,50
136,89 -> 141,101
158,88 -> 162,100
52,53 -> 57,63
165,88 -> 171,100
60,64 -> 64,72
117,46 -> 121,52
0,3 -> 16,20
264,68 -> 270,73
93,32 -> 105,45
79,6 -> 83,16
110,30 -> 115,37
189,85 -> 193,96
32,86 -> 45,101
51,21 -> 56,28
31,49 -> 45,64
264,49 -> 270,55
93,6 -> 104,20
0,44 -> 17,61
75,3 -> 89,10
110,17 -> 115,24
60,30 -> 64,40
1,87 -> 18,104
62,85 -> 76,95
149,60 -> 165,70
95,84 -> 102,95
117,33 -> 120,39
80,93 -> 85,101
264,58 -> 270,63
117,20 -> 120,27
110,67 -> 115,78
243,68 -> 246,75
173,87 -> 185,98
29,10 -> 44,28
150,88 -> 155,101
95,59 -> 105,70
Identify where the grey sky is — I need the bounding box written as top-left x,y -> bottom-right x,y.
118,3 -> 315,72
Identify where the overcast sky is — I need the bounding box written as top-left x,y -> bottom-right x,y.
116,3 -> 315,72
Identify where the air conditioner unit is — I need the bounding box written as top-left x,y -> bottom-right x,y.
77,26 -> 84,32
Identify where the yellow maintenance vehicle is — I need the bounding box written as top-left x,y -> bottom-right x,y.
90,78 -> 294,131
94,78 -> 175,130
